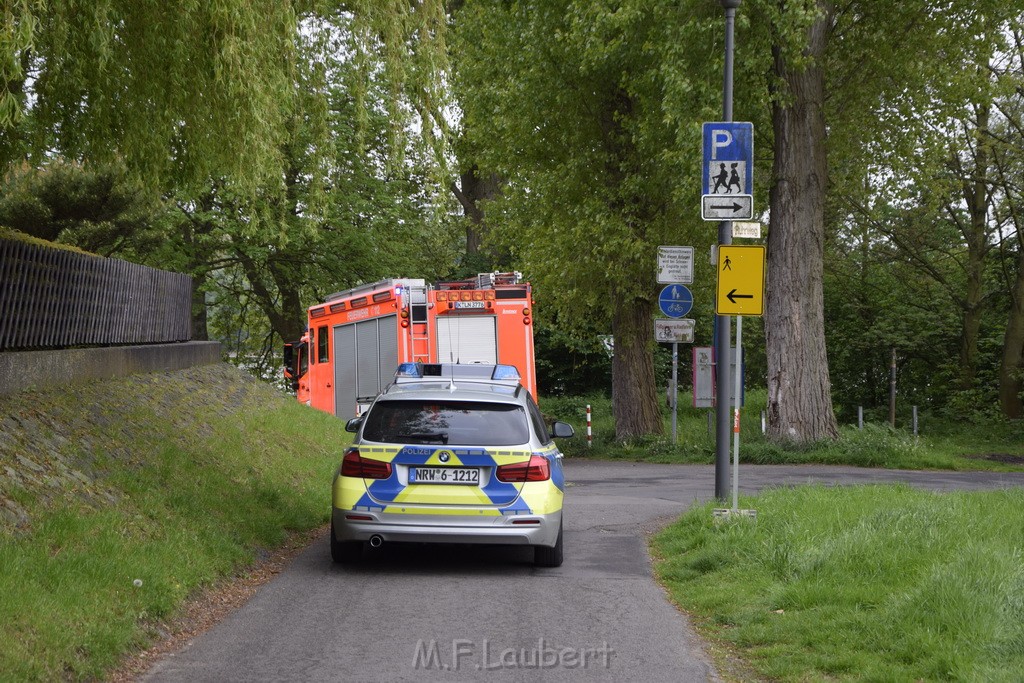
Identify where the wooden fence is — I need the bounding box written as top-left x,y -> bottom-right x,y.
0,237 -> 192,351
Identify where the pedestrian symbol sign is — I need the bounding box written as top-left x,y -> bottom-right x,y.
658,284 -> 693,319
703,122 -> 753,195
702,122 -> 754,221
715,245 -> 765,316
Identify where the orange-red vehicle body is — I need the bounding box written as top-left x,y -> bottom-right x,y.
289,274 -> 536,419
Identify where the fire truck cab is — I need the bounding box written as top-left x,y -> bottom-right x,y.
283,273 -> 537,419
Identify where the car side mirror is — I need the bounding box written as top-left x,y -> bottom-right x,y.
345,417 -> 363,433
551,421 -> 575,439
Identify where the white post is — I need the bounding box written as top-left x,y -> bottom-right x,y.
586,404 -> 592,448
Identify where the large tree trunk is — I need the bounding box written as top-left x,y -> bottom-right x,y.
450,165 -> 501,260
1000,253 -> 1024,419
955,103 -> 992,391
611,292 -> 663,439
765,4 -> 839,444
453,166 -> 494,254
999,195 -> 1024,418
191,280 -> 208,341
234,249 -> 307,345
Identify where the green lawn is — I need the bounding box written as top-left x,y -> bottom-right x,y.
0,366 -> 347,680
652,484 -> 1024,682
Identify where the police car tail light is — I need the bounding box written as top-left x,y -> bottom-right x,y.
341,449 -> 392,479
496,455 -> 550,482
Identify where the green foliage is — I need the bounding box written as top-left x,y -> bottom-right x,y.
0,0 -> 454,213
454,0 -> 715,328
653,485 -> 1024,681
0,160 -> 165,254
533,316 -> 612,396
2,0 -> 303,193
814,6 -> 1023,420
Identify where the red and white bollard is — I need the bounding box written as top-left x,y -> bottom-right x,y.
586,404 -> 592,448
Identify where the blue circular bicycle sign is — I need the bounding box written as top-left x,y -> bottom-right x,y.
658,284 -> 693,319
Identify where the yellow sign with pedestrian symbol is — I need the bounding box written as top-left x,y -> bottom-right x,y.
716,245 -> 765,316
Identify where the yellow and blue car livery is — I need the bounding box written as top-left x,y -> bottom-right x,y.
332,443 -> 564,548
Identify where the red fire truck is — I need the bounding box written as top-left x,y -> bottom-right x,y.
283,273 -> 537,418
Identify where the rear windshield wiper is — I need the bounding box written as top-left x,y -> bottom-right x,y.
396,432 -> 449,444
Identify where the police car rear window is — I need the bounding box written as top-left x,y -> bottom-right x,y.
362,400 -> 530,446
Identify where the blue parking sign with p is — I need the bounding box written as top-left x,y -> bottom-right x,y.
702,122 -> 753,196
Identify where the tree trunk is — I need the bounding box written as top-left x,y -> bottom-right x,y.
765,4 -> 839,444
999,213 -> 1024,418
956,103 -> 992,391
610,292 -> 663,439
999,256 -> 1024,419
858,221 -> 877,406
234,250 -> 307,345
191,280 -> 208,341
451,165 -> 501,259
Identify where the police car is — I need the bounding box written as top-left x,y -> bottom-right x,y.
331,363 -> 573,567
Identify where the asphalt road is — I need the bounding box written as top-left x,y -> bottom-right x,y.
143,462 -> 1024,683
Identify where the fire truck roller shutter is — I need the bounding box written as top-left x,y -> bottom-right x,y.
356,319 -> 381,398
377,315 -> 398,389
333,324 -> 356,418
333,315 -> 398,419
437,315 -> 497,364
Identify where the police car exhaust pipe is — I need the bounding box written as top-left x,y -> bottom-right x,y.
369,535 -> 384,548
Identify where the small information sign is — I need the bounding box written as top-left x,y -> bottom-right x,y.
655,318 -> 695,344
732,221 -> 762,239
657,246 -> 694,284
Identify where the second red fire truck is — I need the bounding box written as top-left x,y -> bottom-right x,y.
283,272 -> 537,418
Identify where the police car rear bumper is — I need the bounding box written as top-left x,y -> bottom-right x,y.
332,508 -> 562,547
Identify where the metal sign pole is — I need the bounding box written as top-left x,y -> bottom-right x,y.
715,0 -> 740,501
732,316 -> 742,511
671,342 -> 679,443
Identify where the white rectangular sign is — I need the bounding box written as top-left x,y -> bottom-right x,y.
692,346 -> 743,408
693,346 -> 714,408
657,246 -> 694,284
701,194 -> 753,221
655,318 -> 695,344
732,221 -> 762,239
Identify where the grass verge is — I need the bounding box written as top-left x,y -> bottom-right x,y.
0,364 -> 347,680
651,484 -> 1024,682
541,392 -> 1024,470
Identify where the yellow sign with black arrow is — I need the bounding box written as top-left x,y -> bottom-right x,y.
715,245 -> 765,316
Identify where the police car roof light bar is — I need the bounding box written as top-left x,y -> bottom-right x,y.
392,362 -> 521,386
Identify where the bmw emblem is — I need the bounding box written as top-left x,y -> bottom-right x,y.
439,452 -> 450,463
